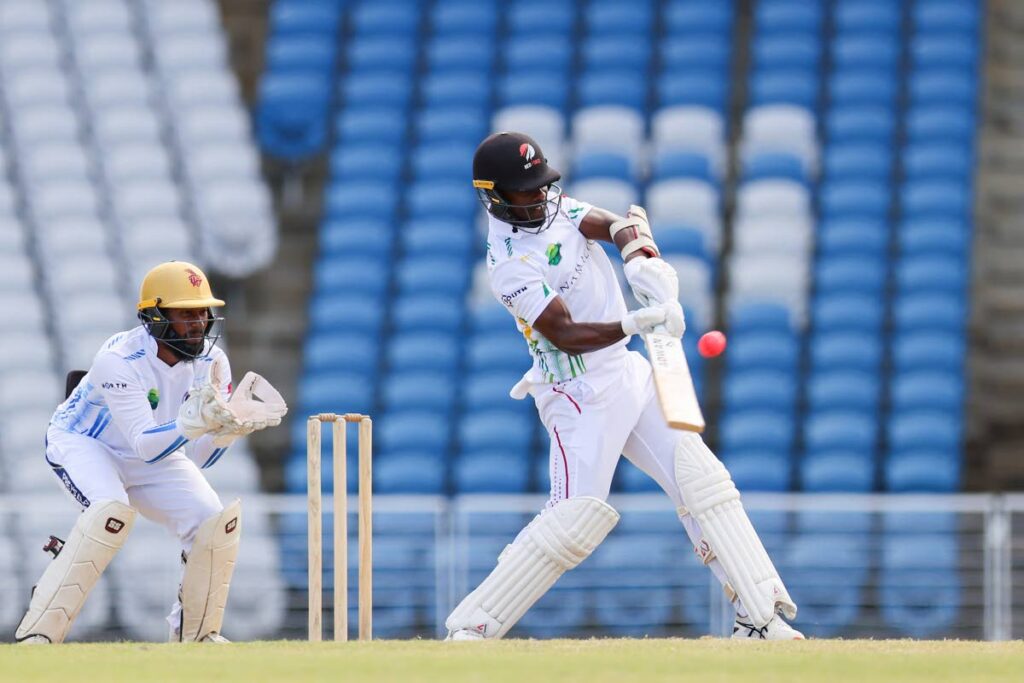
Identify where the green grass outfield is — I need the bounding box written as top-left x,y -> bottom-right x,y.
2,639 -> 1022,683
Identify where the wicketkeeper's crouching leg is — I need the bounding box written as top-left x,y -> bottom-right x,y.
16,500 -> 136,643
674,434 -> 803,639
445,496 -> 619,639
171,500 -> 242,642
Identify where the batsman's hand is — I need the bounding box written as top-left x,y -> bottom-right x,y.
621,305 -> 668,337
623,256 -> 679,308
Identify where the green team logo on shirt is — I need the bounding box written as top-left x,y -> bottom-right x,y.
568,207 -> 584,219
147,388 -> 159,409
546,243 -> 562,265
504,237 -> 513,257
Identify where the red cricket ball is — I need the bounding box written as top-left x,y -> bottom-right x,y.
697,331 -> 727,358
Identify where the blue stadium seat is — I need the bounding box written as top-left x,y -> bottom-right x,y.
896,255 -> 968,294
342,72 -> 414,108
902,143 -> 972,181
401,220 -> 475,258
885,450 -> 961,492
392,294 -> 464,332
589,540 -> 677,636
308,293 -> 386,334
304,332 -> 378,373
892,332 -> 965,372
801,451 -> 874,492
586,1 -> 654,34
817,218 -> 888,257
880,535 -> 961,637
656,228 -> 707,259
823,144 -> 892,180
467,332 -> 532,371
378,411 -> 450,454
661,36 -> 731,72
427,36 -> 494,71
657,72 -> 728,111
572,152 -> 634,181
508,2 -> 575,36
748,69 -> 818,108
813,294 -> 884,332
504,39 -> 573,73
901,181 -> 971,219
752,33 -> 822,71
431,2 -> 497,36
833,1 -> 901,34
422,71 -> 491,108
723,450 -> 791,491
319,220 -> 394,257
582,38 -> 651,72
911,34 -> 979,69
893,293 -> 968,332
329,144 -> 403,181
314,256 -> 390,295
810,332 -> 882,372
256,73 -> 331,160
463,371 -> 531,413
470,304 -> 513,333
351,2 -> 421,36
783,534 -> 867,636
914,1 -> 979,33
891,372 -> 964,412
335,107 -> 406,145
410,143 -> 476,181
381,371 -> 457,414
720,410 -> 795,452
387,332 -> 460,372
807,371 -> 880,413
723,371 -> 797,412
266,35 -> 337,73
826,106 -> 896,143
270,1 -> 342,36
374,452 -> 445,494
415,107 -> 488,144
347,37 -> 417,72
755,0 -> 823,33
664,1 -> 734,36
815,255 -> 887,295
325,182 -> 398,221
299,372 -> 375,416
804,411 -> 877,452
396,257 -> 468,295
898,219 -> 970,256
829,70 -> 899,107
887,412 -> 962,452
579,71 -> 647,110
906,105 -> 975,143
909,69 -> 976,106
728,302 -> 792,334
727,332 -> 799,372
616,459 -> 663,492
820,181 -> 889,219
743,153 -> 806,183
651,151 -> 715,183
459,411 -> 533,451
455,451 -> 530,492
831,35 -> 900,70
406,181 -> 477,219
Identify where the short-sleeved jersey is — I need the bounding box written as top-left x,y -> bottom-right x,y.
485,193 -> 629,384
51,326 -> 230,463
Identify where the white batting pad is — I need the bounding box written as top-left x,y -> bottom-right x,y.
178,499 -> 241,641
675,435 -> 797,627
16,500 -> 136,643
446,496 -> 619,639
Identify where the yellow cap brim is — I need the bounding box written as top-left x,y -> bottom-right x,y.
141,297 -> 226,309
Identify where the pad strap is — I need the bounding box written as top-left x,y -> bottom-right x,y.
445,497 -> 619,639
675,436 -> 797,627
178,500 -> 241,641
16,500 -> 135,643
609,204 -> 660,260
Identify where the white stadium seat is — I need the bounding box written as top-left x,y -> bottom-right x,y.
646,179 -> 722,252
572,105 -> 645,158
651,106 -> 727,177
0,1 -> 52,33
92,106 -> 162,145
740,104 -> 819,177
735,180 -> 812,222
569,179 -> 639,215
103,143 -> 174,184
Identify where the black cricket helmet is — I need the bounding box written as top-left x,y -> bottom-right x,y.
472,131 -> 563,233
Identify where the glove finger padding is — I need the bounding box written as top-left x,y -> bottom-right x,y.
660,301 -> 686,338
624,257 -> 680,307
222,372 -> 288,432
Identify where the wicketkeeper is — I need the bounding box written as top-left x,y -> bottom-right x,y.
445,133 -> 802,640
15,261 -> 287,644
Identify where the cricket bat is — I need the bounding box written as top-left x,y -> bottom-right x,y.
644,327 -> 705,432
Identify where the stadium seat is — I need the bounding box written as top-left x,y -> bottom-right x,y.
807,371 -> 880,413
381,372 -> 457,414
804,411 -> 877,453
801,451 -> 874,492
810,332 -> 883,372
720,410 -> 795,452
454,451 -> 530,493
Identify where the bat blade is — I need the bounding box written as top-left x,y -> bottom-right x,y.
643,332 -> 705,432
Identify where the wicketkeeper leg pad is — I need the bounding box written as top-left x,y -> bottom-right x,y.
177,499 -> 241,642
16,500 -> 136,643
674,434 -> 797,627
445,496 -> 619,639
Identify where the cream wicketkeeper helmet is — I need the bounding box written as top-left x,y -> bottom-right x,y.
137,261 -> 225,359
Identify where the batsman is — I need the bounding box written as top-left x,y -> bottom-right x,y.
446,133 -> 803,640
15,261 -> 288,644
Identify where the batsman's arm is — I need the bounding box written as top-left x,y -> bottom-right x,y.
579,207 -> 655,263
531,296 -> 628,356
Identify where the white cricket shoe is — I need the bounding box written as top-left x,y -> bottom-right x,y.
199,632 -> 231,643
17,635 -> 51,645
445,628 -> 486,641
732,616 -> 805,640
